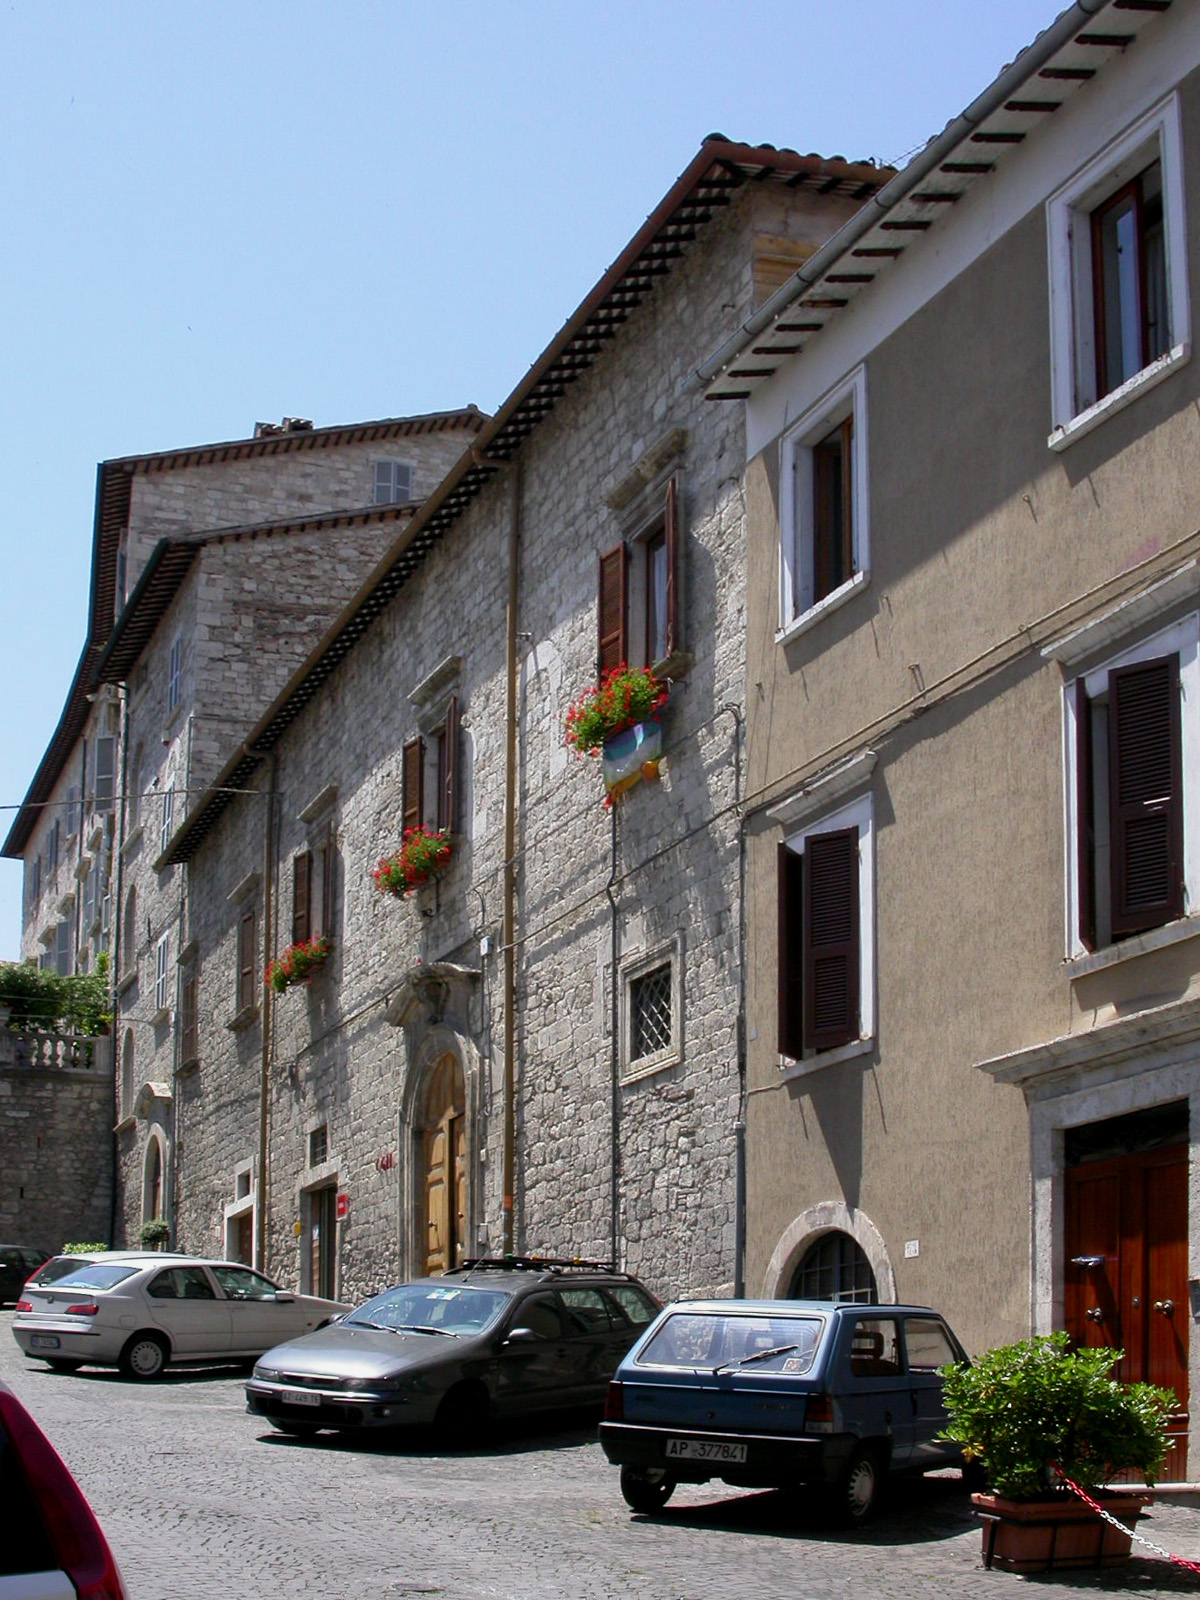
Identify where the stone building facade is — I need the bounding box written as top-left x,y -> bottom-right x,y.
158,142 -> 890,1306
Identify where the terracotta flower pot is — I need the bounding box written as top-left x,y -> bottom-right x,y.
973,1490 -> 1152,1572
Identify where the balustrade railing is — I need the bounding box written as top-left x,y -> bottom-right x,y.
0,1029 -> 108,1071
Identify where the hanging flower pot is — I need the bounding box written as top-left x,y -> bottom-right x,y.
601,716 -> 663,803
372,828 -> 453,898
565,665 -> 667,804
266,936 -> 332,992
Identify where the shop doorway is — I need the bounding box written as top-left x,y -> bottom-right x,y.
421,1052 -> 466,1276
1065,1103 -> 1189,1479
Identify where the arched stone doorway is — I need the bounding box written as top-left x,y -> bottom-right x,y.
420,1052 -> 466,1275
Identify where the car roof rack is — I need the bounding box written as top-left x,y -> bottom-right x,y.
452,1255 -> 621,1278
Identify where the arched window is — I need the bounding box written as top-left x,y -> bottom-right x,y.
122,885 -> 137,977
790,1230 -> 877,1303
121,1029 -> 135,1119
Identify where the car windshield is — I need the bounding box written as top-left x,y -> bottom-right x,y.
638,1312 -> 823,1375
345,1284 -> 510,1336
46,1263 -> 140,1292
35,1257 -> 97,1285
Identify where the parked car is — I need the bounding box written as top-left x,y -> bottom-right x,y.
12,1256 -> 349,1380
246,1256 -> 661,1438
23,1249 -> 185,1293
0,1377 -> 127,1598
0,1244 -> 51,1306
600,1299 -> 971,1524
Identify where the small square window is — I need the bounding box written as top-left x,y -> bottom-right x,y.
631,964 -> 672,1062
620,941 -> 682,1080
779,367 -> 868,635
374,459 -> 414,505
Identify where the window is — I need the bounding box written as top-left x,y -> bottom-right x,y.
598,476 -> 681,676
129,746 -> 144,830
154,934 -> 170,1016
780,366 -> 868,634
167,636 -> 182,714
121,1030 -> 135,1119
292,829 -> 336,945
65,785 -> 80,838
54,920 -> 71,978
789,1231 -> 877,1303
1065,615 -> 1196,955
28,854 -> 40,908
402,696 -> 460,836
620,942 -> 682,1080
159,781 -> 174,858
1047,96 -> 1189,445
236,904 -> 256,1014
92,735 -> 114,813
778,792 -> 874,1059
181,963 -> 199,1065
374,459 -> 414,504
122,886 -> 138,980
309,1125 -> 328,1167
45,820 -> 59,877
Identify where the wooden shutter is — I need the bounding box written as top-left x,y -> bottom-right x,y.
181,969 -> 199,1062
1109,655 -> 1184,936
402,737 -> 425,834
292,851 -> 312,944
664,477 -> 680,659
597,544 -> 628,678
1076,678 -> 1097,952
237,906 -> 256,1013
439,696 -> 460,834
778,843 -> 805,1058
803,827 -> 860,1052
319,828 -> 335,941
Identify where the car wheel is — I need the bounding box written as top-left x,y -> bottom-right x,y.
435,1382 -> 490,1445
274,1421 -> 321,1438
620,1465 -> 676,1514
834,1446 -> 882,1527
118,1332 -> 169,1381
45,1359 -> 83,1374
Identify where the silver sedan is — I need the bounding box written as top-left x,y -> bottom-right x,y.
12,1255 -> 349,1380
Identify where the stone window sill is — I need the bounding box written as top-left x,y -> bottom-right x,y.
777,1035 -> 874,1085
1065,914 -> 1200,978
227,1005 -> 260,1034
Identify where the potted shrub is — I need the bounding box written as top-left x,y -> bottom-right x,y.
941,1332 -> 1173,1572
139,1219 -> 171,1252
565,665 -> 668,803
265,936 -> 331,992
372,827 -> 452,898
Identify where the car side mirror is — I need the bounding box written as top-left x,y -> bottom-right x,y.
504,1326 -> 540,1345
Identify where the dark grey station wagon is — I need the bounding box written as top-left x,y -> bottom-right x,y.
600,1299 -> 971,1524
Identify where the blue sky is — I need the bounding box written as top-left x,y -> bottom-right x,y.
0,0 -> 1058,958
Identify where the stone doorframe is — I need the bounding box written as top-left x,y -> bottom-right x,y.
761,1200 -> 897,1302
388,962 -> 482,1282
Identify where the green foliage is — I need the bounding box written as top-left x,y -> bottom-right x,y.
63,1242 -> 108,1255
0,952 -> 111,1035
941,1331 -> 1174,1499
139,1219 -> 171,1249
564,666 -> 667,756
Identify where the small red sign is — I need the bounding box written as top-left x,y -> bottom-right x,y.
336,1192 -> 349,1220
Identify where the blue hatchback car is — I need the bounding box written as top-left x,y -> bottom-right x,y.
599,1299 -> 971,1524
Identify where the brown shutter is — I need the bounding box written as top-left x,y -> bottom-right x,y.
440,695 -> 460,834
664,477 -> 680,659
181,969 -> 199,1062
319,828 -> 335,941
840,414 -> 855,581
778,843 -> 805,1058
292,851 -> 312,945
1075,679 -> 1096,952
1109,654 -> 1183,936
803,827 -> 859,1052
402,737 -> 425,834
597,544 -> 628,678
238,906 -> 256,1013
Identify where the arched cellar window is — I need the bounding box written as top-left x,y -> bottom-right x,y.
790,1230 -> 877,1303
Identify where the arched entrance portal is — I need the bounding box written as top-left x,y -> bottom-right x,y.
421,1053 -> 466,1275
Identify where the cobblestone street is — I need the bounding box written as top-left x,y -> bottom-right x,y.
6,1314 -> 1200,1600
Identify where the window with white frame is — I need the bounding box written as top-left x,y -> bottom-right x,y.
778,791 -> 875,1059
780,366 -> 868,635
1063,613 -> 1197,956
154,933 -> 170,1016
159,779 -> 174,858
91,734 -> 115,813
620,940 -> 682,1080
167,636 -> 182,714
1047,95 -> 1189,445
374,459 -> 414,505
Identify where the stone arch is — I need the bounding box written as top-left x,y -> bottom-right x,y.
761,1201 -> 897,1303
142,1127 -> 167,1226
397,1021 -> 482,1281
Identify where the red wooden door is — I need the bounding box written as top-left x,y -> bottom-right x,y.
1065,1143 -> 1188,1479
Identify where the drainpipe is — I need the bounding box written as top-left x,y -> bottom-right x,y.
502,459 -> 523,1256
606,804 -> 620,1268
107,701 -> 127,1249
168,713 -> 193,1251
254,747 -> 278,1273
722,702 -> 746,1298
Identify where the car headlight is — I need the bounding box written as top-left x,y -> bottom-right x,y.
344,1373 -> 407,1394
253,1364 -> 280,1381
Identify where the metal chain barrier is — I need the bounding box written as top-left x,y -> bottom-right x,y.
1059,1474 -> 1200,1577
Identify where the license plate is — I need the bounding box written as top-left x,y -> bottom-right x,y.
283,1388 -> 319,1407
30,1335 -> 61,1350
665,1438 -> 747,1463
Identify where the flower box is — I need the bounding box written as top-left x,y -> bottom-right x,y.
601,717 -> 663,802
265,937 -> 331,993
372,829 -> 452,898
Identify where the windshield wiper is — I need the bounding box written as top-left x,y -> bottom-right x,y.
393,1323 -> 454,1336
345,1318 -> 387,1331
714,1342 -> 803,1375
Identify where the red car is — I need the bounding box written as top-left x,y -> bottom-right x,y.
0,1379 -> 127,1598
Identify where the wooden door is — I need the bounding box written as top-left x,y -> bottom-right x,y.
308,1185 -> 337,1300
1066,1143 -> 1188,1478
233,1212 -> 253,1266
421,1054 -> 466,1276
